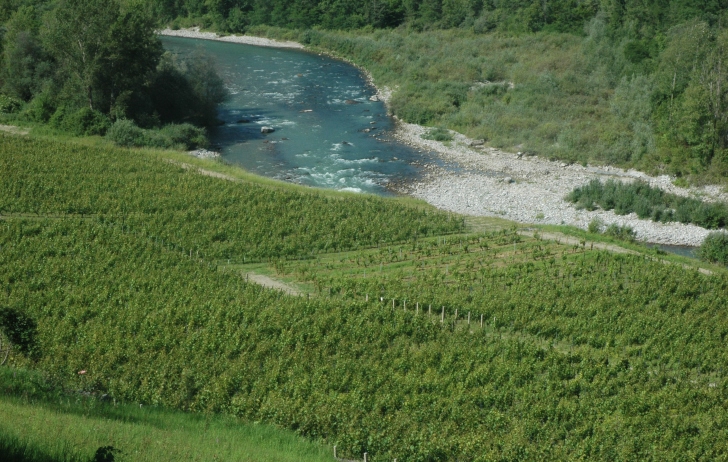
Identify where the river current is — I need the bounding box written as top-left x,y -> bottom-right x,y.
161,36 -> 432,195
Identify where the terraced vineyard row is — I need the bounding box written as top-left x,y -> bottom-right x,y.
3,135 -> 728,460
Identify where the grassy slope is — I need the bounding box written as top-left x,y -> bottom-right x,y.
4,134 -> 728,460
0,369 -> 334,462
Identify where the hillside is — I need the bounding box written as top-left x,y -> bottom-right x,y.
2,134 -> 728,460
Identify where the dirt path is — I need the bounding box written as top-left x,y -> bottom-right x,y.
173,161 -> 242,183
522,230 -> 712,275
245,273 -> 303,296
0,125 -> 29,135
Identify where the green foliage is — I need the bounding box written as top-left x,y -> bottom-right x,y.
105,119 -> 147,147
0,94 -> 22,113
149,51 -> 228,126
0,136 -> 462,261
587,216 -> 602,233
603,223 -> 637,242
0,307 -> 38,358
421,126 -> 452,141
3,135 -> 728,460
50,107 -> 111,136
567,179 -> 728,229
3,216 -> 728,460
698,231 -> 728,266
106,119 -> 208,150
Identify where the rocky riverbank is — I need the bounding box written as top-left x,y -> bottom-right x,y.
390,120 -> 726,246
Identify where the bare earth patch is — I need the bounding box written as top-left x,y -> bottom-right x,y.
246,273 -> 303,296
0,125 -> 29,135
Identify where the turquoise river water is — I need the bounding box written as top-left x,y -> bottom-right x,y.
162,36 -> 436,195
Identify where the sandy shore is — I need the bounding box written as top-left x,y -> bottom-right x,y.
158,27 -> 304,49
160,28 -> 725,246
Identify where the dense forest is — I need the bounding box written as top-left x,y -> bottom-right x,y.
150,0 -> 725,35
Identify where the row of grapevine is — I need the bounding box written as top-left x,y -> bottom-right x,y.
0,135 -> 463,261
2,218 -> 727,460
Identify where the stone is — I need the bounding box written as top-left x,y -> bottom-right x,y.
261,126 -> 275,134
503,177 -> 514,184
369,95 -> 379,102
236,118 -> 250,123
469,139 -> 485,147
345,99 -> 359,104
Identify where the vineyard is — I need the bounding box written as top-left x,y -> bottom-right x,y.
0,135 -> 462,261
2,134 -> 728,460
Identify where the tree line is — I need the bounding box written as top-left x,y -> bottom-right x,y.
151,0 -> 727,36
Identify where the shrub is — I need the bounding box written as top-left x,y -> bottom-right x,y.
49,106 -> 110,136
587,217 -> 603,233
158,123 -> 208,150
603,223 -> 636,242
567,179 -> 728,229
422,127 -> 453,142
0,95 -> 22,114
107,120 -> 208,150
698,232 -> 728,266
21,91 -> 56,122
0,307 -> 38,359
106,119 -> 148,147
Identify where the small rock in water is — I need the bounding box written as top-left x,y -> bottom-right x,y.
300,109 -> 313,113
369,95 -> 379,102
370,121 -> 376,124
281,137 -> 289,140
236,118 -> 250,124
345,99 -> 359,104
261,126 -> 275,134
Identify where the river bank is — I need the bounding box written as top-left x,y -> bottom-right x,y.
158,27 -> 305,49
160,28 -> 725,246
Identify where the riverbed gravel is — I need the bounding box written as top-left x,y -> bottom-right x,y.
391,120 -> 727,246
159,27 -> 304,49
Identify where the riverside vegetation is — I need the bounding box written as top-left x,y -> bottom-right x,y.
0,0 -> 228,149
145,0 -> 728,184
5,1 -> 728,182
2,133 -> 728,460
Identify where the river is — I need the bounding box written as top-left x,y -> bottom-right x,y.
161,36 -> 435,195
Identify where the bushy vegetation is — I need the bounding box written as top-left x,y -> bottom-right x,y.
567,178 -> 728,229
0,0 -> 226,145
106,119 -> 208,150
587,217 -> 637,242
698,231 -> 728,266
421,126 -> 453,142
2,135 -> 728,460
